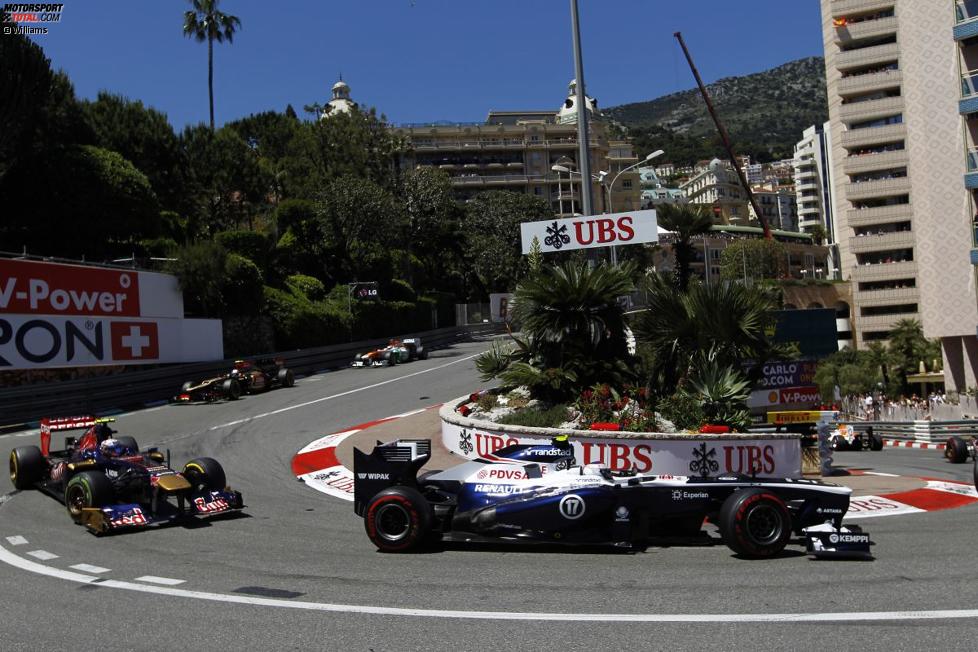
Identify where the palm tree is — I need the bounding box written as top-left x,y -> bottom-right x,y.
656,203 -> 714,291
183,0 -> 241,131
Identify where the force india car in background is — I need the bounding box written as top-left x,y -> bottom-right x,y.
353,437 -> 873,559
830,424 -> 884,452
8,416 -> 244,534
175,357 -> 295,402
352,338 -> 427,368
944,435 -> 978,488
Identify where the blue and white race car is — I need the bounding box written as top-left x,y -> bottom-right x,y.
353,437 -> 872,559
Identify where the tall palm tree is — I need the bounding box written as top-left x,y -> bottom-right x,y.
183,0 -> 241,131
656,203 -> 715,292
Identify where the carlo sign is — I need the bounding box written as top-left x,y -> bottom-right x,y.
442,420 -> 801,478
0,258 -> 222,369
521,210 -> 658,254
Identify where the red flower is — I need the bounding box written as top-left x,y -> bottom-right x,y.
458,405 -> 472,417
699,424 -> 730,434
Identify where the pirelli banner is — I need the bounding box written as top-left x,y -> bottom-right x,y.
0,258 -> 223,369
442,418 -> 803,478
520,210 -> 658,254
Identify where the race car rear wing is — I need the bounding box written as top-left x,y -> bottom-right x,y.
40,416 -> 113,456
352,439 -> 431,517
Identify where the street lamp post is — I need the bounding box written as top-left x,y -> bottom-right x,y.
602,150 -> 664,265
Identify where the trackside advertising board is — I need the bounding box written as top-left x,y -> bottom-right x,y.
520,210 -> 658,254
442,420 -> 802,478
0,259 -> 222,369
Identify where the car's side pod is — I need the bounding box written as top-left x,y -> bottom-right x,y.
353,439 -> 431,517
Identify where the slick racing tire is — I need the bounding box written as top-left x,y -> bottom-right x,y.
869,430 -> 884,452
222,378 -> 242,400
718,488 -> 792,559
277,367 -> 295,388
364,486 -> 432,553
973,457 -> 978,491
9,445 -> 44,490
419,349 -> 428,360
65,471 -> 114,523
945,436 -> 969,464
183,457 -> 227,492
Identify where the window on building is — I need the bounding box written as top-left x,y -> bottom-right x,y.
622,180 -> 632,189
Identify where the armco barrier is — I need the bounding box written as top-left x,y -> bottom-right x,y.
0,324 -> 504,428
845,420 -> 978,444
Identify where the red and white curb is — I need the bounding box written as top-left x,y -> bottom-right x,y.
883,440 -> 945,450
845,478 -> 978,520
291,407 -> 434,502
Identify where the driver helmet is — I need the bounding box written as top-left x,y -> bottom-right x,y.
99,438 -> 128,458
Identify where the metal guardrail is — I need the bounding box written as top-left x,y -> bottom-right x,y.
843,420 -> 978,444
0,324 -> 505,429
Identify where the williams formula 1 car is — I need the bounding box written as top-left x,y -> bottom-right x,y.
351,338 -> 427,368
9,416 -> 244,534
353,437 -> 872,559
175,357 -> 295,402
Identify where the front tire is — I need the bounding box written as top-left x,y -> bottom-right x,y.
364,487 -> 432,552
10,446 -> 44,490
277,367 -> 295,388
945,436 -> 969,463
183,457 -> 227,492
65,471 -> 114,523
869,431 -> 883,451
222,378 -> 241,400
718,488 -> 791,558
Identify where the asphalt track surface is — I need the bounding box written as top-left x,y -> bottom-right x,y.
1,338 -> 977,651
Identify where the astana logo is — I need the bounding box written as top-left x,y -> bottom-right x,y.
689,442 -> 719,477
544,221 -> 571,249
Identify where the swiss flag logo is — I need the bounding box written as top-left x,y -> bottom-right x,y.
110,321 -> 160,361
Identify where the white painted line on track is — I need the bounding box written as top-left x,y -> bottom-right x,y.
208,352 -> 481,431
26,550 -> 58,560
863,471 -> 899,477
134,575 -> 186,586
2,541 -> 978,623
5,536 -> 27,546
71,564 -> 111,574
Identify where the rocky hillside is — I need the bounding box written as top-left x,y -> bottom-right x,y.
605,57 -> 827,165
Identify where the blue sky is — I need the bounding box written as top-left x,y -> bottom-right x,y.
29,0 -> 824,129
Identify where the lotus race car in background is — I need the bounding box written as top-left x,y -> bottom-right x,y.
351,338 -> 427,367
353,437 -> 872,559
8,416 -> 244,534
175,357 -> 295,402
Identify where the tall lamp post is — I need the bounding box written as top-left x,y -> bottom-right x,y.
601,149 -> 664,265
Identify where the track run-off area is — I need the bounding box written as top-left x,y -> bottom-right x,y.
2,337 -> 978,650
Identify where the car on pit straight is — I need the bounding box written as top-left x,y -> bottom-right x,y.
353,437 -> 872,559
351,338 -> 427,368
830,424 -> 883,452
175,357 -> 295,402
944,435 -> 978,488
8,416 -> 244,534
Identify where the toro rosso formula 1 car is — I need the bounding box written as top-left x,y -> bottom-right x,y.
8,416 -> 244,534
353,437 -> 872,559
175,357 -> 295,402
352,338 -> 427,368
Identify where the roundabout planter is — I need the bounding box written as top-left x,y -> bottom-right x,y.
441,395 -> 804,478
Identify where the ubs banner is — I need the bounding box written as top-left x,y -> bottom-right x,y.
520,210 -> 658,254
442,420 -> 802,478
0,259 -> 223,368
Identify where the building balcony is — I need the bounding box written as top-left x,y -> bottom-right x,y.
838,95 -> 905,124
849,230 -> 914,254
839,123 -> 906,150
857,312 -> 919,332
856,286 -> 919,307
795,166 -> 818,179
836,69 -> 902,97
831,0 -> 896,18
835,42 -> 899,72
844,176 -> 911,201
833,15 -> 898,45
846,203 -> 913,227
955,1 -> 978,39
842,149 -> 909,175
798,203 -> 822,216
796,179 -> 819,192
850,260 -> 917,282
967,148 -> 978,188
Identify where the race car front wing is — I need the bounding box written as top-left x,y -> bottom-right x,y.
78,489 -> 244,534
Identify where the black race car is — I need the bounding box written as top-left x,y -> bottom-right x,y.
9,416 -> 244,534
175,357 -> 295,402
353,437 -> 872,559
944,435 -> 978,488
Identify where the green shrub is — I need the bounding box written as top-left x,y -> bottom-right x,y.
286,274 -> 326,301
476,393 -> 498,411
274,198 -> 316,233
496,405 -> 570,428
223,254 -> 265,315
139,236 -> 178,258
385,279 -> 417,302
263,286 -> 350,350
657,392 -> 705,432
215,230 -> 270,268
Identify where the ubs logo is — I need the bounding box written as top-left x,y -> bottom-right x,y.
558,494 -> 585,520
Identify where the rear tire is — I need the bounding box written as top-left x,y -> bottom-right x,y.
222,378 -> 241,400
973,458 -> 978,491
277,367 -> 295,388
364,486 -> 432,552
183,457 -> 227,492
10,446 -> 44,490
718,488 -> 791,558
945,436 -> 969,463
65,471 -> 114,523
869,431 -> 883,451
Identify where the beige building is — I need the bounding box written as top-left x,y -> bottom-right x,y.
820,0 -> 978,391
678,159 -> 750,224
394,81 -> 640,216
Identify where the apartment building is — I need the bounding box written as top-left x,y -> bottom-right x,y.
794,123 -> 841,275
394,81 -> 641,216
678,159 -> 750,224
748,183 -> 799,231
821,0 -> 978,391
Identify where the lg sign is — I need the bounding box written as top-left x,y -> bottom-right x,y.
520,209 -> 658,254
